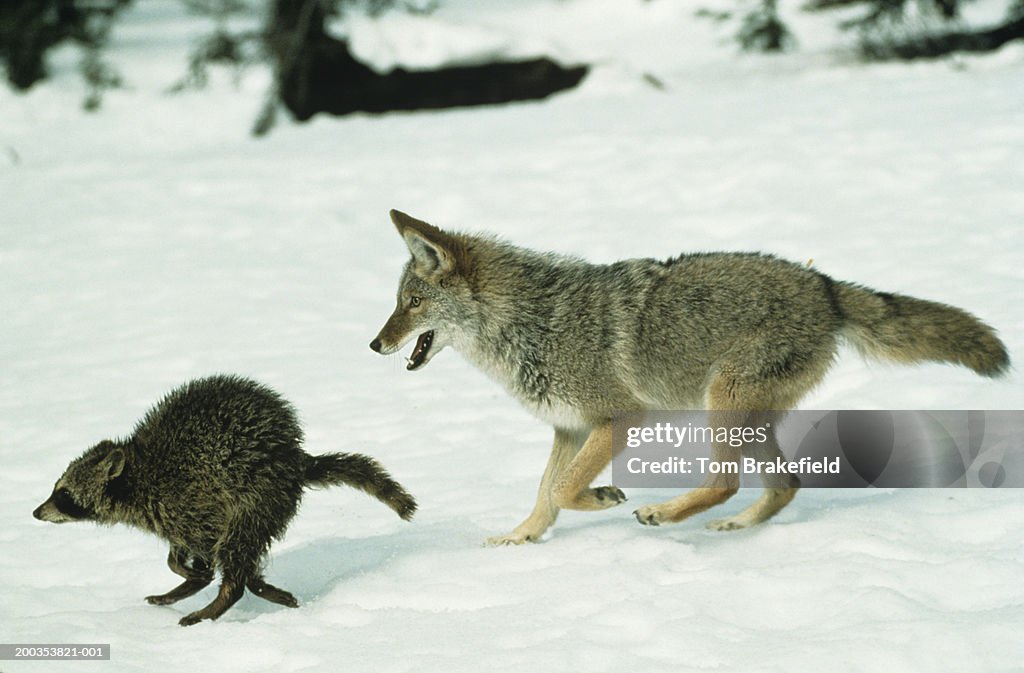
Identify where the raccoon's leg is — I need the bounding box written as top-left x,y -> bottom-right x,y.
146,546 -> 214,606
550,422 -> 627,511
178,579 -> 246,627
486,427 -> 586,546
706,422 -> 801,531
247,576 -> 298,608
165,545 -> 211,578
166,546 -> 191,578
179,520 -> 259,626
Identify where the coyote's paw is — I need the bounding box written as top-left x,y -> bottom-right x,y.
593,486 -> 627,506
706,517 -> 752,532
633,505 -> 665,526
485,531 -> 537,546
554,485 -> 626,511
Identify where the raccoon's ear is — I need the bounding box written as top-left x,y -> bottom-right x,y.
99,447 -> 126,480
390,209 -> 456,278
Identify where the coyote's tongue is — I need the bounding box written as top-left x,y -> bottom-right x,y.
407,330 -> 434,371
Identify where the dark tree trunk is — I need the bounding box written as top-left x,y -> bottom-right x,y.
0,1 -> 80,89
864,14 -> 1024,59
266,0 -> 588,122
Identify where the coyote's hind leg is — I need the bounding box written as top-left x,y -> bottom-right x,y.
707,422 -> 801,531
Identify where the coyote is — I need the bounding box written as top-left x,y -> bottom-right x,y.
371,210 -> 1008,544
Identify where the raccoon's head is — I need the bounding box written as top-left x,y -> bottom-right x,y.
33,440 -> 126,524
371,209 -> 477,371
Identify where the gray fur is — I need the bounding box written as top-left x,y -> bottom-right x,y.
33,375 -> 416,626
372,210 -> 1008,544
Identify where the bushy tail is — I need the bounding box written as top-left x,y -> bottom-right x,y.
834,281 -> 1009,377
305,453 -> 417,521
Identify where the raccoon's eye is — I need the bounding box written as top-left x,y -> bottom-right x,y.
410,296 -> 422,308
52,487 -> 93,520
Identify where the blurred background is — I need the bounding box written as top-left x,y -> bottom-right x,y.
2,0 -> 1023,128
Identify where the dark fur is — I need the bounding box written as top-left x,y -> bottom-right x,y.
33,375 -> 416,626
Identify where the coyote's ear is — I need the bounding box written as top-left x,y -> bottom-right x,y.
390,209 -> 456,277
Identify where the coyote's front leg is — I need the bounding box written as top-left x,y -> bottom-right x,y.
487,423 -> 626,546
487,428 -> 584,546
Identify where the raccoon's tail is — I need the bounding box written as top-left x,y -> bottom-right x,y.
305,453 -> 417,521
833,280 -> 1009,378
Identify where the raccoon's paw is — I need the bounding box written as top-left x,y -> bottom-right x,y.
178,612 -> 206,627
145,594 -> 177,606
247,579 -> 299,608
633,505 -> 665,526
592,486 -> 627,507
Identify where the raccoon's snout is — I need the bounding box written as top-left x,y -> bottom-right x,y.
370,338 -> 382,353
32,498 -> 62,523
34,487 -> 92,523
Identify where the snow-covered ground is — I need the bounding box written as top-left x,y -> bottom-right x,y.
2,1 -> 1023,671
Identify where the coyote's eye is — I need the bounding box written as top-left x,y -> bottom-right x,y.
410,296 -> 422,308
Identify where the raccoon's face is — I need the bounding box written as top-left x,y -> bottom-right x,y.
371,210 -> 475,371
33,440 -> 126,524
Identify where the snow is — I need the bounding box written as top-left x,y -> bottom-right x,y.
2,1 -> 1023,671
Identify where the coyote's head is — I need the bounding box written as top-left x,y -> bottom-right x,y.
371,210 -> 478,371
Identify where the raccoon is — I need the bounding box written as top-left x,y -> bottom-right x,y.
33,374 -> 416,626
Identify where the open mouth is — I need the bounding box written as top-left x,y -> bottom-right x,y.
407,330 -> 434,371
